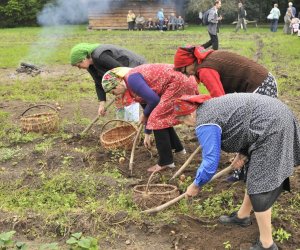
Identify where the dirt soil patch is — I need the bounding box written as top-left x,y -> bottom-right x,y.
0,66 -> 299,250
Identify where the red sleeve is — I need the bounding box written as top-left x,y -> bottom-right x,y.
197,68 -> 225,97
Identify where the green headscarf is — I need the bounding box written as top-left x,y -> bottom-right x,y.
70,43 -> 99,65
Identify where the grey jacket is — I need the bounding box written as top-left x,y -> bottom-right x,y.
207,7 -> 219,35
93,44 -> 146,67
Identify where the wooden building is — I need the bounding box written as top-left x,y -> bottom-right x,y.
88,0 -> 184,30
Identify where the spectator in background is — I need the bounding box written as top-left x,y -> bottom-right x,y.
168,13 -> 177,30
198,11 -> 203,25
157,8 -> 164,32
235,2 -> 247,32
177,16 -> 185,30
269,3 -> 281,32
202,0 -> 222,50
135,14 -> 145,31
283,9 -> 292,34
154,19 -> 160,30
291,17 -> 300,35
288,2 -> 297,17
163,17 -> 169,31
145,18 -> 155,30
127,10 -> 136,31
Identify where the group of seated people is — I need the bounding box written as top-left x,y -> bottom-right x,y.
136,13 -> 185,31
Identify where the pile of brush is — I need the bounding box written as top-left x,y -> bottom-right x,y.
16,62 -> 42,76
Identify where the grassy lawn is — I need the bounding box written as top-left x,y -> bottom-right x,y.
1,24 -> 299,96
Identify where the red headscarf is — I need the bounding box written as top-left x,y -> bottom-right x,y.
174,94 -> 212,116
174,46 -> 214,69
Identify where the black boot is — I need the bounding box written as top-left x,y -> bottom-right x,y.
219,211 -> 251,227
250,239 -> 278,250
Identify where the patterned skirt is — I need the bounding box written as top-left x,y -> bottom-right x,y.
254,72 -> 278,97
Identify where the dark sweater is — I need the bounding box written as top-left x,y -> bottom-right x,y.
87,45 -> 146,101
198,51 -> 269,93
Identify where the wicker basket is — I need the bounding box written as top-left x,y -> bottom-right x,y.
20,104 -> 59,133
133,171 -> 180,209
100,119 -> 138,150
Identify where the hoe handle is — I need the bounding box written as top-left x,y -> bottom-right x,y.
81,98 -> 115,135
141,164 -> 234,214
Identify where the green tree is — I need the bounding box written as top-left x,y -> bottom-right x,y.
0,0 -> 51,27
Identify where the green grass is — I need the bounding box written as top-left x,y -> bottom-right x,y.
1,24 -> 299,97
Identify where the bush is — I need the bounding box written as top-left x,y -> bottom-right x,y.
0,0 -> 49,27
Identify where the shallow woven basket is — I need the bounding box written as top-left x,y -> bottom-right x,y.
100,119 -> 138,150
20,104 -> 59,133
133,171 -> 180,209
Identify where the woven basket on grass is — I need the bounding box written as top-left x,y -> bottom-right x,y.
133,171 -> 180,209
20,104 -> 59,133
100,119 -> 138,150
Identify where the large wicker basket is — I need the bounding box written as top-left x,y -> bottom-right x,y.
100,119 -> 138,150
133,171 -> 180,209
20,104 -> 59,133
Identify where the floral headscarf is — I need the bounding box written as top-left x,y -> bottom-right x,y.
102,67 -> 131,92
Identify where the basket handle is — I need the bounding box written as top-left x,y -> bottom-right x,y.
100,119 -> 137,135
20,104 -> 58,117
145,170 -> 163,194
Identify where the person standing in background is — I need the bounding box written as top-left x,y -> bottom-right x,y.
127,10 -> 136,31
269,3 -> 281,32
287,2 -> 297,17
157,8 -> 164,32
235,2 -> 247,32
283,9 -> 292,34
202,0 -> 222,50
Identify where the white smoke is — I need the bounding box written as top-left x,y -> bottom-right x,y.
37,0 -> 112,26
22,0 -> 118,65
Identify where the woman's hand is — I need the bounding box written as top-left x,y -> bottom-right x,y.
139,113 -> 148,125
231,153 -> 248,170
185,182 -> 200,197
144,133 -> 152,149
98,101 -> 106,116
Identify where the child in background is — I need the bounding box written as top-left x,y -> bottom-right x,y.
290,17 -> 300,34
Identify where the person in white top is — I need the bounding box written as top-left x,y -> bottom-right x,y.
269,3 -> 281,32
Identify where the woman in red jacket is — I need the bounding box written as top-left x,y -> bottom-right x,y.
101,64 -> 198,172
173,45 -> 278,181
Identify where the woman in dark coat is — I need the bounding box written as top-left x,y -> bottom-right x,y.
70,43 -> 146,120
174,93 -> 300,250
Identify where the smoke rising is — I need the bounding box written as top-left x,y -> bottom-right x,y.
37,0 -> 114,26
